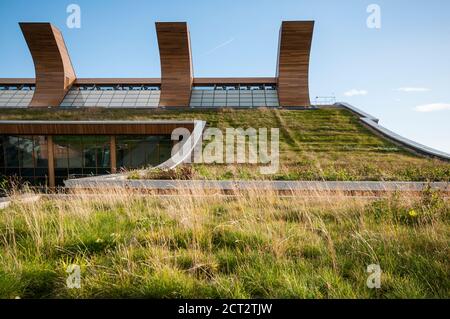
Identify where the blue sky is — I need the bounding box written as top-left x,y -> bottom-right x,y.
0,0 -> 449,152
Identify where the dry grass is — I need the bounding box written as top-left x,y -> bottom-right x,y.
0,185 -> 448,299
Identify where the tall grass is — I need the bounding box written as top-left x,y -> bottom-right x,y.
0,185 -> 448,299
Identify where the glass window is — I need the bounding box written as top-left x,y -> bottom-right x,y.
99,86 -> 114,91
4,136 -> 19,168
193,86 -> 214,90
96,136 -> 111,169
0,135 -> 48,186
53,138 -> 69,168
159,136 -> 173,163
34,137 -> 48,169
116,135 -> 172,170
68,138 -> 83,169
53,135 -> 110,180
83,144 -> 97,168
18,136 -> 35,168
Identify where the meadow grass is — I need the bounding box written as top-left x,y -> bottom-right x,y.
1,107 -> 449,182
0,186 -> 448,299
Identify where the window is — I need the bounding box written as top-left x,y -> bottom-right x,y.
116,135 -> 172,170
62,86 -> 162,107
192,86 -> 214,90
53,136 -> 111,181
0,135 -> 48,186
99,86 -> 114,91
190,84 -> 279,108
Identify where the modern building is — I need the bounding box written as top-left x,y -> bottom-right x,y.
0,21 -> 315,187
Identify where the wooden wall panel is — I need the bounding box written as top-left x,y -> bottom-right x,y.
0,78 -> 277,86
0,122 -> 194,135
156,22 -> 193,107
110,136 -> 117,174
74,78 -> 161,85
276,21 -> 314,107
19,23 -> 76,107
193,78 -> 277,85
0,78 -> 36,85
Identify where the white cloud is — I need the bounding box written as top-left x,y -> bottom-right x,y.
395,87 -> 430,92
203,37 -> 235,56
414,103 -> 450,112
344,89 -> 368,97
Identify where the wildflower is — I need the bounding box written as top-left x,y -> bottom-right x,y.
95,238 -> 104,243
408,210 -> 418,217
110,233 -> 120,240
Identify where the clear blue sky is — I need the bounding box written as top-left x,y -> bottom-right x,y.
0,0 -> 449,152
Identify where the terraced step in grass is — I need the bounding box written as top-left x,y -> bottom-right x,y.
1,107 -> 449,181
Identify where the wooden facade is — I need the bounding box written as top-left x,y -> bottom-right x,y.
193,78 -> 277,85
19,23 -> 76,107
47,136 -> 55,188
0,78 -> 277,86
276,21 -> 314,107
0,78 -> 36,84
0,121 -> 194,135
0,120 -> 197,187
156,22 -> 193,107
2,20 -> 315,108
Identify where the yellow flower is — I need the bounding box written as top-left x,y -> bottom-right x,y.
408,210 -> 418,217
95,238 -> 104,243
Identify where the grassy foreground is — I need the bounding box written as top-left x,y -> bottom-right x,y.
1,107 -> 449,181
0,187 -> 448,298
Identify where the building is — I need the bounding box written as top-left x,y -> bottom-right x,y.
0,21 -> 314,187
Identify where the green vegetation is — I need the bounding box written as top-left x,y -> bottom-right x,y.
1,108 -> 447,299
1,107 -> 448,181
0,187 -> 448,298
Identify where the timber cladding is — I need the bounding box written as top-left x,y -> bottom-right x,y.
6,20 -> 315,109
276,21 -> 314,107
193,78 -> 277,85
19,23 -> 76,108
156,22 -> 193,107
0,78 -> 277,86
0,122 -> 194,135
